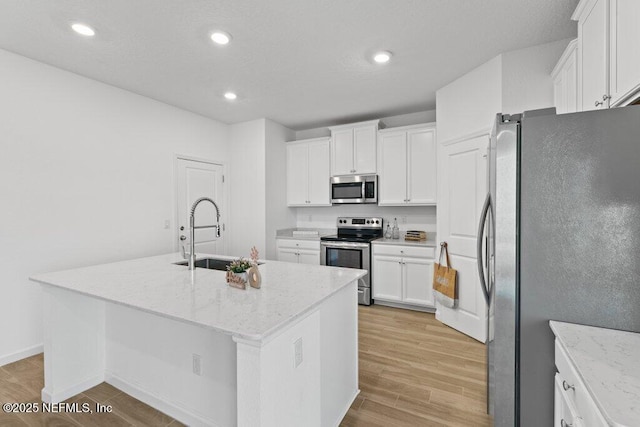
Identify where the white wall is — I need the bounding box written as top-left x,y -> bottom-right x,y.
502,38 -> 572,114
265,120 -> 296,259
436,56 -> 503,144
296,205 -> 437,237
228,119 -> 296,260
228,119 -> 267,258
0,49 -> 230,365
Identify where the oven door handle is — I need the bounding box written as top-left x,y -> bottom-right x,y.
320,241 -> 370,249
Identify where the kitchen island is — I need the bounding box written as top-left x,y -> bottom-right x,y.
30,253 -> 365,427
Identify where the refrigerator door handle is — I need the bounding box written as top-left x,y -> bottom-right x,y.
477,193 -> 491,305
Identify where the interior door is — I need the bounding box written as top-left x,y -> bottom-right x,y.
176,157 -> 225,256
436,134 -> 489,342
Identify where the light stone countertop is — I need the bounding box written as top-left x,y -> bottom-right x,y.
275,228 -> 335,241
30,253 -> 365,342
550,321 -> 640,427
372,236 -> 438,248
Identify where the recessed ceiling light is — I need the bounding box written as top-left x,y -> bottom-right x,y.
211,31 -> 231,45
71,23 -> 95,37
373,51 -> 392,64
224,92 -> 237,100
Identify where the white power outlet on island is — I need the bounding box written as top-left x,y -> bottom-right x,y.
294,338 -> 303,367
192,353 -> 202,375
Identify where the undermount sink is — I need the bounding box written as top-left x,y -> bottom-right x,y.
174,258 -> 263,271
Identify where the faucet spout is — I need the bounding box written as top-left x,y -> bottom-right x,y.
188,197 -> 222,270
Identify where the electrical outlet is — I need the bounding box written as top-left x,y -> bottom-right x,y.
401,216 -> 407,224
192,354 -> 202,376
307,214 -> 312,222
164,219 -> 170,229
294,338 -> 303,367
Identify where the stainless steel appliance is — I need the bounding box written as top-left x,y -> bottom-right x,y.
480,106 -> 640,426
330,174 -> 377,204
321,217 -> 383,305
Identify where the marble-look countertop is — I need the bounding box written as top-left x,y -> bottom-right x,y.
275,228 -> 335,241
30,253 -> 365,342
372,236 -> 438,248
550,321 -> 640,426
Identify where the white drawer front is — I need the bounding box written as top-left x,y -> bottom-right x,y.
373,244 -> 434,258
276,239 -> 320,251
555,340 -> 608,427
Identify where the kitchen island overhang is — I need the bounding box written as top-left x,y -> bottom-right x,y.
30,253 -> 365,427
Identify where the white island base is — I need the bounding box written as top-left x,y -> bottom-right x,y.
34,254 -> 362,427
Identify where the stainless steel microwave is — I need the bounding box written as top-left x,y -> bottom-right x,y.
330,174 -> 377,204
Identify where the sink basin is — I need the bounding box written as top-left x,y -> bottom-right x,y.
174,258 -> 263,271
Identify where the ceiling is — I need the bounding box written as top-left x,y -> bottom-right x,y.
0,0 -> 578,130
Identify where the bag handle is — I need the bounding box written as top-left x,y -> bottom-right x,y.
439,242 -> 452,269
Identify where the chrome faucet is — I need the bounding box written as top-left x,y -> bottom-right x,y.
187,197 -> 221,270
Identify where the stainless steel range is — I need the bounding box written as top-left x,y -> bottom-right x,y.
320,217 -> 383,305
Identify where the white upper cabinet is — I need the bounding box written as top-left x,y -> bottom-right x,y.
552,39 -> 578,114
329,120 -> 379,176
574,0 -> 610,111
609,0 -> 640,106
572,0 -> 640,110
378,123 -> 437,206
286,137 -> 331,207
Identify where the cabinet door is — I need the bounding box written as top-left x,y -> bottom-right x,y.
372,255 -> 402,301
277,248 -> 299,263
286,143 -> 308,206
377,131 -> 407,205
579,0 -> 609,111
307,140 -> 331,206
298,250 -> 320,265
331,129 -> 354,175
403,257 -> 435,307
565,47 -> 579,113
609,0 -> 640,105
353,125 -> 377,174
407,128 -> 437,205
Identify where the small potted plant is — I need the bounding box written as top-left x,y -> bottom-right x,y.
226,258 -> 252,285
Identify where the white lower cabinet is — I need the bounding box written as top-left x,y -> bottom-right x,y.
372,244 -> 435,308
276,239 -> 320,265
554,339 -> 608,426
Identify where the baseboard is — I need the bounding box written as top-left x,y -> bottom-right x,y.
105,372 -> 219,427
333,389 -> 360,426
0,344 -> 43,368
41,374 -> 104,403
374,300 -> 436,313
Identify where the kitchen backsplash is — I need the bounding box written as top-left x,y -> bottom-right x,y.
295,205 -> 436,233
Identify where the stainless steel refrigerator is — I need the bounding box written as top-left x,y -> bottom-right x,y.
479,106 -> 640,426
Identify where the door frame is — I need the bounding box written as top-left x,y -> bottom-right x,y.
173,154 -> 229,255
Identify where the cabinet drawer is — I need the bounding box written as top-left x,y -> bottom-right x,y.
555,340 -> 608,426
373,244 -> 434,259
276,239 -> 320,251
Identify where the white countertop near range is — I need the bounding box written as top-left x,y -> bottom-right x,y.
30,252 -> 365,341
373,236 -> 438,248
550,321 -> 640,427
275,228 -> 335,240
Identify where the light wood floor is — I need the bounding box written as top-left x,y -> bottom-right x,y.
342,305 -> 492,426
0,305 -> 490,426
0,353 -> 183,426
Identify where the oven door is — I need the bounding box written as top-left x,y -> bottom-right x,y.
320,241 -> 371,305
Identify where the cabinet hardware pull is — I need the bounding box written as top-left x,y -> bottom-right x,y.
595,100 -> 604,107
180,235 -> 187,241
560,419 -> 572,427
562,380 -> 575,391
603,94 -> 611,101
